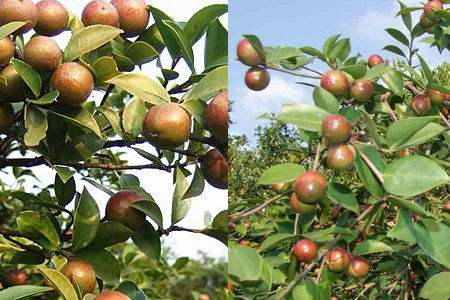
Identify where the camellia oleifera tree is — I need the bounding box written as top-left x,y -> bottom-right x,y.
0,0 -> 228,299
229,1 -> 450,299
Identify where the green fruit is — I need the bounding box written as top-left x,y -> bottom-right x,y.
321,114 -> 352,144
350,80 -> 374,103
35,0 -> 68,36
82,0 -> 119,27
294,171 -> 327,204
411,95 -> 431,116
236,38 -> 263,66
428,89 -> 446,104
23,36 -> 62,72
6,270 -> 27,286
320,70 -> 349,97
292,239 -> 318,263
327,144 -> 355,171
0,64 -> 26,102
61,260 -> 96,295
348,256 -> 369,279
0,102 -> 15,131
367,54 -> 384,68
326,248 -> 350,272
0,37 -> 14,66
95,291 -> 131,300
0,0 -> 38,34
245,66 -> 270,91
111,0 -> 149,37
51,62 -> 94,106
142,103 -> 192,148
200,148 -> 228,190
289,193 -> 315,214
105,190 -> 146,231
206,90 -> 228,143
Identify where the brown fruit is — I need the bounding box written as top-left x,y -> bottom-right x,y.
105,190 -> 146,231
0,102 -> 16,131
411,95 -> 431,116
200,148 -> 228,189
142,103 -> 192,148
443,201 -> 450,213
6,270 -> 27,286
61,260 -> 96,295
272,182 -> 290,193
292,239 -> 318,263
321,114 -> 352,144
290,193 -> 315,214
367,54 -> 384,68
327,144 -> 355,171
51,62 -> 94,106
320,70 -> 349,97
35,0 -> 68,36
350,80 -> 374,103
326,248 -> 350,272
23,36 -> 62,72
95,291 -> 131,300
294,171 -> 327,204
0,37 -> 14,66
0,64 -> 26,102
111,0 -> 149,38
245,66 -> 270,91
0,0 -> 38,34
206,90 -> 228,143
82,0 -> 120,27
236,38 -> 263,66
428,89 -> 446,104
424,0 -> 443,19
348,256 -> 369,279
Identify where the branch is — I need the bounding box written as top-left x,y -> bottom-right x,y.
404,81 -> 422,96
380,91 -> 397,122
266,66 -> 321,80
99,84 -> 115,107
229,193 -> 288,223
350,141 -> 385,184
160,225 -> 203,236
103,137 -> 146,148
439,111 -> 450,130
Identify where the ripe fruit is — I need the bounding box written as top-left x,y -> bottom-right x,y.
23,36 -> 62,72
0,102 -> 16,131
420,13 -> 435,28
290,193 -> 315,214
330,296 -> 339,300
200,148 -> 228,189
325,248 -> 350,272
367,54 -> 384,68
327,144 -> 355,171
61,260 -> 96,295
292,239 -> 318,263
0,37 -> 14,66
272,182 -> 290,193
428,89 -> 446,104
236,38 -> 263,66
424,0 -> 443,19
320,70 -> 349,97
51,62 -> 94,106
443,201 -> 450,213
35,0 -> 68,36
411,95 -> 431,116
6,270 -> 27,286
294,171 -> 327,204
82,0 -> 120,27
0,64 -> 26,102
350,80 -> 374,103
348,256 -> 369,279
227,282 -> 235,291
0,0 -> 38,34
321,115 -> 352,144
111,0 -> 149,37
245,66 -> 270,91
105,190 -> 146,231
142,103 -> 192,148
206,90 -> 228,143
95,291 -> 131,300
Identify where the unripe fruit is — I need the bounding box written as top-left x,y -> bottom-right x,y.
200,148 -> 228,189
294,171 -> 327,204
411,95 -> 431,116
82,0 -> 120,27
0,102 -> 16,131
142,103 -> 192,148
0,37 -> 14,66
206,90 -> 228,143
23,36 -> 62,72
327,144 -> 355,171
0,0 -> 38,34
321,114 -> 352,144
424,0 -> 443,19
61,260 -> 96,295
95,291 -> 131,300
326,248 -> 350,272
350,80 -> 374,103
111,0 -> 149,38
292,239 -> 318,263
290,193 -> 315,214
0,64 -> 26,102
367,54 -> 384,68
105,190 -> 146,231
443,201 -> 450,213
348,256 -> 369,279
6,270 -> 27,286
428,89 -> 446,104
245,66 -> 270,91
320,70 -> 349,97
236,38 -> 263,66
420,13 -> 435,28
51,62 -> 94,106
272,182 -> 290,193
35,0 -> 68,36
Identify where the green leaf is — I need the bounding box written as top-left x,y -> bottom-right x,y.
385,28 -> 409,46
37,266 -> 78,300
353,240 -> 393,255
327,182 -> 360,213
391,122 -> 445,151
329,38 -> 351,63
126,41 -> 159,66
131,221 -> 161,260
398,1 -> 412,31
171,167 -> 191,224
188,65 -> 227,101
73,188 -> 100,251
17,211 -> 60,251
292,279 -> 328,300
92,57 -> 120,84
183,4 -> 228,45
89,221 -> 132,248
268,103 -> 330,132
229,245 -> 262,282
354,143 -> 386,198
180,98 -> 206,128
258,163 -> 305,185
51,107 -> 103,138
259,233 -> 294,252
0,21 -> 27,39
265,47 -> 300,64
341,65 -> 366,79
382,45 -> 407,57
389,197 -> 437,219
419,272 -> 450,300
415,220 -> 450,269
313,87 -> 340,114
122,98 -> 147,137
97,107 -> 123,137
387,208 -> 417,244
201,228 -> 228,245
0,285 -> 52,300
55,174 -> 76,207
30,91 -> 59,105
11,59 -> 41,98
417,54 -> 434,84
24,105 -> 47,147
362,64 -> 390,80
204,18 -> 228,70
386,116 -> 439,149
381,69 -> 404,96
76,247 -> 120,283
322,34 -> 341,58
131,200 -> 163,230
161,19 -> 195,73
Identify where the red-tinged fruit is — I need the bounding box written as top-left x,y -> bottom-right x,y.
367,54 -> 384,68
327,144 -> 355,170
0,0 -> 38,34
35,0 -> 68,36
411,95 -> 431,116
320,70 -> 349,97
0,64 -> 26,102
0,102 -> 16,131
428,89 -> 446,104
0,37 -> 14,66
105,190 -> 146,230
61,260 -> 96,295
245,66 -> 270,91
23,36 -> 62,72
321,114 -> 352,144
82,0 -> 119,27
200,148 -> 228,189
199,295 -> 210,300
294,171 -> 327,204
111,0 -> 149,37
292,239 -> 318,263
348,256 -> 369,279
350,80 -> 374,103
444,201 -> 450,213
236,38 -> 263,66
326,248 -> 351,272
290,193 -> 315,214
424,0 -> 443,19
206,90 -> 228,143
6,270 -> 27,286
227,282 -> 235,291
95,291 -> 131,300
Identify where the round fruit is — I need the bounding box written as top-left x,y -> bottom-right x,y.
199,295 -> 210,300
348,256 -> 369,279
0,64 -> 25,102
320,70 -> 349,97
23,36 -> 62,72
236,38 -> 263,66
327,144 -> 355,171
111,0 -> 149,37
105,190 -> 146,231
367,54 -> 384,68
95,291 -> 131,300
428,89 -> 446,104
411,95 -> 431,116
292,239 -> 318,263
0,102 -> 16,131
0,0 -> 38,34
443,201 -> 450,213
35,0 -> 68,36
200,148 -> 228,189
82,0 -> 119,27
227,282 -> 235,291
330,296 -> 339,300
206,90 -> 228,143
0,37 -> 14,66
51,62 -> 94,106
424,0 -> 443,19
294,171 -> 327,204
272,182 -> 290,193
239,240 -> 250,246
290,193 -> 315,214
350,80 -> 374,103
325,248 -> 350,272
61,260 -> 96,295
420,13 -> 435,28
142,103 -> 192,148
245,66 -> 270,91
6,270 -> 27,286
321,114 -> 352,144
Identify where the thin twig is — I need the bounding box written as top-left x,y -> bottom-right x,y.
312,142 -> 322,171
355,283 -> 376,300
350,141 -> 385,183
229,192 -> 289,223
439,111 -> 450,130
266,66 -> 321,80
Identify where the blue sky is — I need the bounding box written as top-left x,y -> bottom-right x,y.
229,0 -> 448,140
